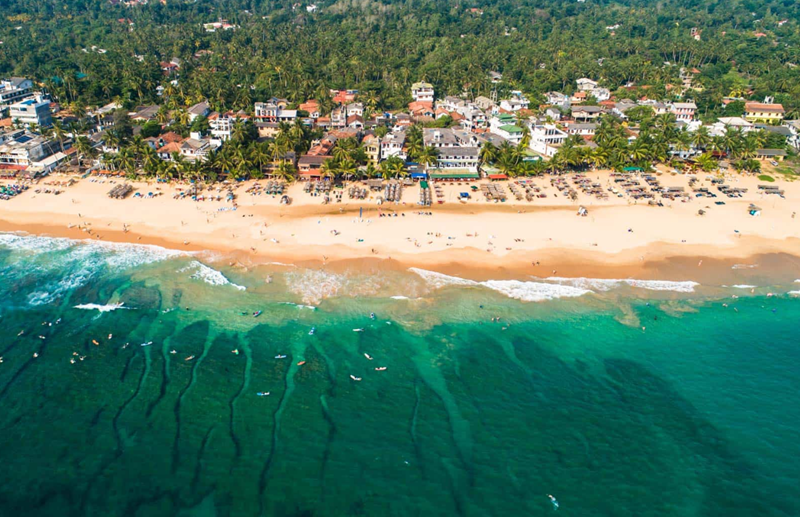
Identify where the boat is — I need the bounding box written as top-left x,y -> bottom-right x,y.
256,392 -> 270,397
170,350 -> 177,354
350,375 -> 362,381
275,354 -> 287,359
353,328 -> 364,332
297,361 -> 306,366
370,312 -> 376,320
375,367 -> 387,371
308,327 -> 316,335
253,310 -> 263,318
185,355 -> 195,361
140,341 -> 153,347
364,353 -> 373,360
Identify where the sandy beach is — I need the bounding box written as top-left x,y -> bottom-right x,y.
2,170 -> 799,282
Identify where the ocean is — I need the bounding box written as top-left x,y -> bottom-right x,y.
0,232 -> 798,517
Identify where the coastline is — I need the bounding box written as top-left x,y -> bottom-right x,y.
2,171 -> 800,285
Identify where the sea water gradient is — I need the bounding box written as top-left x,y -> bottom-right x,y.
0,233 -> 798,516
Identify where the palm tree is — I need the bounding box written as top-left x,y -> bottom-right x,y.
320,158 -> 337,181
479,142 -> 498,165
274,160 -> 296,182
416,145 -> 439,168
52,120 -> 67,154
75,136 -> 96,168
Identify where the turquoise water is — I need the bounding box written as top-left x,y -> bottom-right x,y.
0,233 -> 798,516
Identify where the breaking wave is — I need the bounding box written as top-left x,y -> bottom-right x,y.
74,302 -> 127,313
547,276 -> 699,293
482,280 -> 592,302
180,261 -> 246,290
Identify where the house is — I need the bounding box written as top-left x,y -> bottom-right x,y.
638,100 -> 670,116
256,121 -> 280,138
545,107 -> 562,121
571,91 -> 588,104
208,111 -> 249,141
755,149 -> 787,161
330,89 -> 358,104
297,155 -> 327,177
474,96 -> 495,112
430,146 -> 480,174
0,129 -> 66,176
423,128 -> 459,148
572,105 -> 604,121
380,131 -> 406,160
493,124 -> 524,144
591,88 -> 611,102
783,120 -> 800,150
187,101 -> 210,121
345,102 -> 364,117
299,100 -> 321,119
489,71 -> 503,83
670,102 -> 697,122
203,20 -> 237,32
563,122 -> 597,136
744,102 -> 785,123
499,91 -> 530,112
545,92 -> 570,109
411,82 -> 434,103
611,99 -> 638,120
346,115 -> 364,129
0,77 -> 33,108
331,106 -> 347,128
130,105 -> 161,123
576,78 -> 598,92
362,133 -> 381,165
9,95 -> 53,127
254,102 -> 297,122
711,117 -> 754,137
409,101 -> 434,120
529,124 -> 567,157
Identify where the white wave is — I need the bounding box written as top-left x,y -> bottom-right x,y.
279,302 -> 317,310
408,268 -> 478,289
732,264 -> 758,270
74,302 -> 127,313
795,279 -> 800,284
180,261 -> 246,290
731,285 -> 756,289
285,269 -> 344,305
547,276 -> 699,293
482,279 -> 592,302
788,290 -> 800,297
390,295 -> 410,300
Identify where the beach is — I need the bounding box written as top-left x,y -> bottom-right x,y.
1,170 -> 799,283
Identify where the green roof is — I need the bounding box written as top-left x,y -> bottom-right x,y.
497,114 -> 516,122
499,124 -> 523,133
430,171 -> 480,179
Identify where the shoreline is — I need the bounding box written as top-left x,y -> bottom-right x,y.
2,171 -> 800,285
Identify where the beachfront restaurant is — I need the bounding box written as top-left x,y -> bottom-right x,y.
428,169 -> 480,181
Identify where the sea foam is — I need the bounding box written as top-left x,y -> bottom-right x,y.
181,261 -> 246,290
547,277 -> 699,293
482,280 -> 592,302
74,302 -> 127,313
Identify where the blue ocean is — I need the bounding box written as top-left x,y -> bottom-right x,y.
0,232 -> 798,516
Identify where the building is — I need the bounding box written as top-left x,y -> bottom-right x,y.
563,122 -> 597,136
254,102 -> 297,123
576,78 -> 598,92
361,133 -> 381,165
9,95 -> 53,127
299,100 -> 321,119
187,101 -> 210,121
380,131 -> 406,161
411,82 -> 434,103
499,91 -> 530,112
670,102 -> 697,122
572,105 -> 604,121
208,111 -> 249,141
744,102 -> 785,123
0,78 -> 34,108
529,124 -> 567,157
493,124 -> 524,144
0,129 -> 67,176
423,128 -> 459,148
431,146 -> 480,174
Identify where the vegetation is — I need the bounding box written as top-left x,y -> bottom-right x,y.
1,0 -> 799,120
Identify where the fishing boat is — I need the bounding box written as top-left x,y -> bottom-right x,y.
275,354 -> 287,359
297,361 -> 306,366
375,367 -> 387,371
253,310 -> 263,318
370,312 -> 376,320
353,328 -> 364,332
256,392 -> 270,397
364,353 -> 373,360
140,341 -> 153,347
185,355 -> 195,361
308,327 -> 316,335
350,375 -> 362,381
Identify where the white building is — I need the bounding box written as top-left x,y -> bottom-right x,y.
529,124 -> 567,158
499,91 -> 530,112
576,78 -> 598,92
670,102 -> 697,122
0,77 -> 33,108
411,82 -> 434,103
254,102 -> 297,122
380,132 -> 406,161
9,95 -> 52,127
